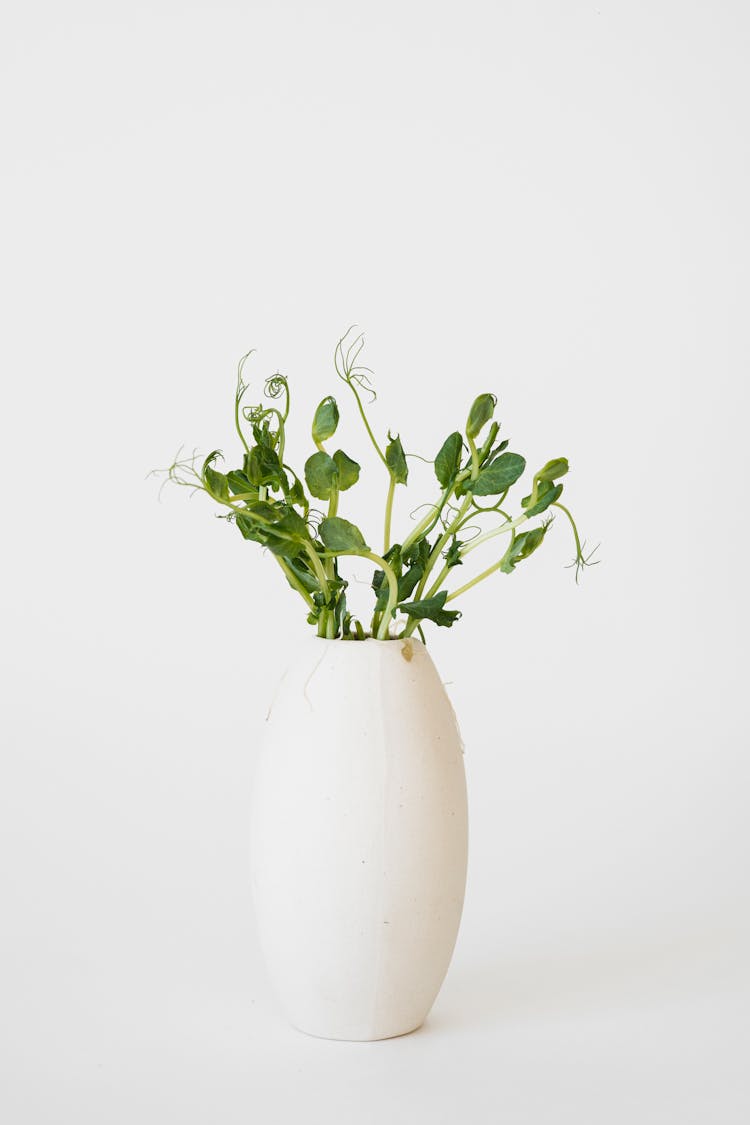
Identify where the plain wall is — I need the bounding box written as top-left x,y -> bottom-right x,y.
1,2 -> 748,1122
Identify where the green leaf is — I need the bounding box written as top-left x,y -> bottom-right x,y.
319,516 -> 369,552
466,452 -> 526,496
312,396 -> 339,444
287,475 -> 308,510
398,590 -> 461,628
372,540 -> 431,612
201,451 -> 228,500
203,465 -> 229,500
333,449 -> 361,491
466,394 -> 497,440
304,451 -> 338,500
537,458 -> 569,482
284,557 -> 319,593
487,439 -> 509,462
434,431 -> 463,488
333,589 -> 348,635
444,536 -> 463,568
271,508 -> 309,540
522,481 -> 563,517
241,501 -> 278,522
226,469 -> 255,496
235,504 -> 309,559
244,444 -> 284,489
500,526 -> 549,574
251,420 -> 276,449
385,432 -> 408,484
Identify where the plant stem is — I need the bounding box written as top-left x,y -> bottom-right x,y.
400,484 -> 454,554
468,434 -> 479,478
304,543 -> 330,599
446,559 -> 505,601
411,439 -> 480,598
346,380 -> 388,467
553,502 -> 582,554
234,394 -> 250,454
383,476 -> 396,554
460,513 -> 528,557
362,551 -> 399,639
325,487 -> 340,582
275,558 -> 314,607
321,548 -> 399,640
423,562 -> 452,601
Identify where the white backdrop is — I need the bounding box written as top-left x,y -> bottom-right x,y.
1,2 -> 748,1122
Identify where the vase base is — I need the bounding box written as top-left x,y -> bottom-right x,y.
291,1019 -> 425,1042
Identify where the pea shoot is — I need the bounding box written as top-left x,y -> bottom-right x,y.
155,329 -> 596,640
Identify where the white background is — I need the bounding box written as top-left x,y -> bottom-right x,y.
2,1 -> 748,1121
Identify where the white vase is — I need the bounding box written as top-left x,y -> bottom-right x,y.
250,635 -> 468,1041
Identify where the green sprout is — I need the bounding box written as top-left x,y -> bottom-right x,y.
154,328 -> 596,640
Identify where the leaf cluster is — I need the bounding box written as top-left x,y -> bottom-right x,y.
155,330 -> 596,640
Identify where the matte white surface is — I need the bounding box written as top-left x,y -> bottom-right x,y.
251,637 -> 467,1039
1,0 -> 749,1122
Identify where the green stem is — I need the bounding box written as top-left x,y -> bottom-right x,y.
234,351 -> 254,453
400,484 -> 456,554
423,562 -> 451,601
345,380 -> 388,467
418,507 -> 511,602
468,434 -> 479,478
445,558 -> 506,602
304,543 -> 330,599
460,513 -> 528,557
553,502 -> 582,555
325,487 -> 340,581
412,440 -> 480,599
383,476 -> 396,554
363,551 -> 399,640
320,549 -> 399,640
235,393 -> 250,454
275,557 -> 315,607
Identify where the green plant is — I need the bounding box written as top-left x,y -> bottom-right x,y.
155,329 -> 596,640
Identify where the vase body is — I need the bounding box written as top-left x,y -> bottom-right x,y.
249,636 -> 468,1041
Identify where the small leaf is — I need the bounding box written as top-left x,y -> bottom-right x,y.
333,449 -> 361,491
319,516 -> 369,552
466,394 -> 497,439
285,557 -> 319,593
466,452 -> 526,496
244,444 -> 284,489
487,439 -> 510,462
385,432 -> 408,484
397,562 -> 423,601
226,469 -> 255,496
398,590 -> 461,628
312,396 -> 339,444
304,451 -> 338,500
287,475 -> 308,510
235,504 -> 309,559
444,536 -> 463,568
235,513 -> 263,542
435,431 -> 463,488
271,509 -> 309,541
522,481 -> 563,517
371,568 -> 385,597
203,465 -> 229,501
500,526 -> 549,574
537,458 -> 569,482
